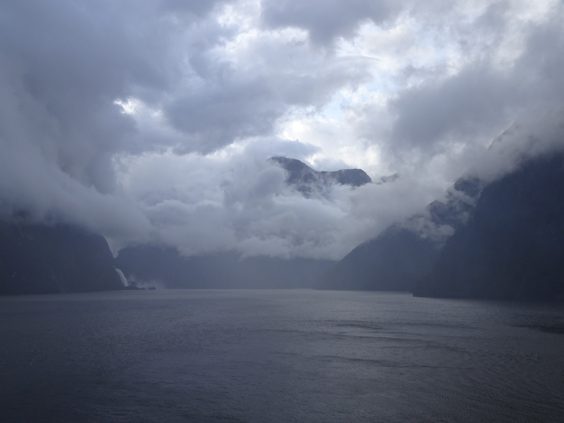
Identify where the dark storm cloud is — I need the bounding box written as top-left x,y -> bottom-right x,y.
261,0 -> 398,44
164,55 -> 367,152
159,0 -> 234,16
0,0 -> 171,189
1,0 -> 563,260
344,1 -> 564,186
0,0 -> 374,254
0,0 -> 210,237
390,66 -> 520,148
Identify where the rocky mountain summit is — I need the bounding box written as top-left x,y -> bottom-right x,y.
270,156 -> 371,196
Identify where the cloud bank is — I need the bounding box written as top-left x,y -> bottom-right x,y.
1,0 -> 563,259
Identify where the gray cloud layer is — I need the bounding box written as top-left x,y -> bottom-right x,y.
1,0 -> 563,260
261,0 -> 398,44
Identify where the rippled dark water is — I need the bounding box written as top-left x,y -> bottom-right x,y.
1,290 -> 564,422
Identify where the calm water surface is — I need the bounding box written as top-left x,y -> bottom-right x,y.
1,290 -> 564,422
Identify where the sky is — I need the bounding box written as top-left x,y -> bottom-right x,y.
0,0 -> 563,260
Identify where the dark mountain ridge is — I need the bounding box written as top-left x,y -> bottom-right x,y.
319,176 -> 482,291
416,152 -> 564,300
0,220 -> 122,295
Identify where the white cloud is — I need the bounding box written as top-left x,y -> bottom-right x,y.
0,0 -> 563,260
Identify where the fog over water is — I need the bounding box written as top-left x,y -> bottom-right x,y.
1,291 -> 563,422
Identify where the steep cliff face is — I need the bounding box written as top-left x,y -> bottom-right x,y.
319,177 -> 482,291
415,153 -> 564,300
0,221 -> 122,295
116,245 -> 333,289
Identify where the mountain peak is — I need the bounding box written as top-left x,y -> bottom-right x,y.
270,156 -> 371,196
